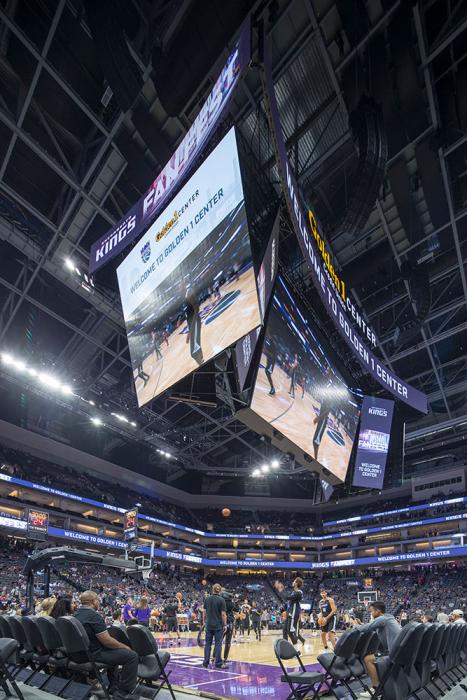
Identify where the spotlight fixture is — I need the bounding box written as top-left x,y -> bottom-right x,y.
261,464 -> 270,473
1,348 -> 140,436
271,459 -> 280,469
64,257 -> 75,271
252,468 -> 261,477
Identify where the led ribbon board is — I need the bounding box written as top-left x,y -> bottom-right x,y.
89,18 -> 251,272
260,49 -> 427,413
0,473 -> 465,541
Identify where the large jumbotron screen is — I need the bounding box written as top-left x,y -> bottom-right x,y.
117,127 -> 261,406
250,278 -> 361,481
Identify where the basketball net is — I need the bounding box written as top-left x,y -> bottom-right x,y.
142,569 -> 151,580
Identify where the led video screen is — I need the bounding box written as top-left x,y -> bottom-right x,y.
352,396 -> 394,489
117,127 -> 261,406
250,278 -> 360,481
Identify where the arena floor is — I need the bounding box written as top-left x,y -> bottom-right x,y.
157,630 -> 324,699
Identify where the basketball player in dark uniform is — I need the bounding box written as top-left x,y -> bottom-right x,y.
263,336 -> 277,395
288,354 -> 299,398
251,602 -> 262,641
132,334 -> 149,386
317,588 -> 337,649
184,285 -> 203,364
313,367 -> 334,461
275,577 -> 306,646
151,329 -> 163,360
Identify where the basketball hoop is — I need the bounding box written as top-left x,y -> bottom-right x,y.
141,568 -> 151,580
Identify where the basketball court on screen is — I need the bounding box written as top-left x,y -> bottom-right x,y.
134,265 -> 260,404
252,353 -> 355,481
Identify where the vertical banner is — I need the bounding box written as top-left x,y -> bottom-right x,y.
89,17 -> 251,272
27,509 -> 49,540
260,48 -> 427,414
235,207 -> 280,390
352,396 -> 395,489
123,508 -> 138,541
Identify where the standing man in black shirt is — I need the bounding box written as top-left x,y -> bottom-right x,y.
275,577 -> 305,647
163,598 -> 181,646
251,602 -> 262,641
202,583 -> 227,669
74,590 -> 139,700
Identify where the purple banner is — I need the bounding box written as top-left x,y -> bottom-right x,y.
260,52 -> 427,414
235,207 -> 279,390
89,19 -> 251,273
353,396 -> 394,489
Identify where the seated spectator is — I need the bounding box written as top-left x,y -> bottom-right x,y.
51,596 -> 73,619
39,597 -> 57,616
111,611 -> 126,630
134,597 -> 150,627
437,610 -> 450,623
451,609 -> 465,625
74,591 -> 139,700
352,601 -> 401,695
122,597 -> 135,624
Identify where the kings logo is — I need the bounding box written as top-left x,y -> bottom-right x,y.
141,241 -> 151,263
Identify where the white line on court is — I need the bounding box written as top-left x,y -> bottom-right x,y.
186,674 -> 249,689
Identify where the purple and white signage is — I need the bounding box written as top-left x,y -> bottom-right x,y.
352,396 -> 395,489
89,19 -> 251,272
260,49 -> 427,413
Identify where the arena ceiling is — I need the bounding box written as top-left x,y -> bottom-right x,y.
0,0 -> 465,498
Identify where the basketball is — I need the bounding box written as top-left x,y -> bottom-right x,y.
176,591 -> 182,601
222,507 -> 231,517
318,616 -> 326,627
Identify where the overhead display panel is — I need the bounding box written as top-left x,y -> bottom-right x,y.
89,19 -> 251,272
352,396 -> 395,489
260,49 -> 427,414
117,127 -> 261,406
250,277 -> 360,482
235,208 -> 279,390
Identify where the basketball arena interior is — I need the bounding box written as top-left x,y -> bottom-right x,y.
0,1 -> 465,700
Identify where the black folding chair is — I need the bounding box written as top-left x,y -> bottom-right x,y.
345,629 -> 379,695
317,627 -> 361,699
373,622 -> 425,700
108,626 -> 131,646
0,638 -> 24,700
6,617 -> 35,682
19,617 -> 51,689
55,616 -> 111,700
127,623 -> 176,700
0,617 -> 13,640
274,638 -> 325,700
35,616 -> 73,696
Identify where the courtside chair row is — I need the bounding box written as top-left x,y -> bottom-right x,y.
275,623 -> 467,700
0,614 -> 176,700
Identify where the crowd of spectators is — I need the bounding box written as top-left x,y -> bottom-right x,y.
0,533 -> 464,640
1,444 -> 464,538
320,564 -> 467,626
